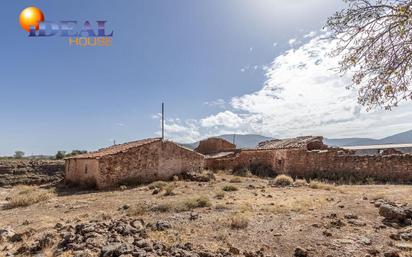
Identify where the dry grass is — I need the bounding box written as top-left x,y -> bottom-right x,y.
262,197 -> 325,214
181,196 -> 211,210
153,196 -> 212,213
293,179 -> 308,187
148,181 -> 168,190
229,177 -> 242,183
215,191 -> 225,199
230,213 -> 249,229
163,184 -> 176,196
272,175 -> 293,187
222,185 -> 238,192
151,203 -> 172,212
309,180 -> 336,191
126,203 -> 148,216
6,186 -> 54,209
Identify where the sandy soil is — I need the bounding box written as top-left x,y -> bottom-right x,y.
1,174 -> 412,257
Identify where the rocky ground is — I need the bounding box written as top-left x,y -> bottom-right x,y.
0,172 -> 412,257
0,159 -> 64,186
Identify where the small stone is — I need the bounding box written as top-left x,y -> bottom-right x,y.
344,214 -> 358,220
155,221 -> 171,231
294,247 -> 308,257
323,230 -> 332,237
189,212 -> 199,220
384,250 -> 400,257
229,246 -> 240,255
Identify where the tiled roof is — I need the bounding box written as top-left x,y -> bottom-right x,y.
66,138 -> 162,159
257,136 -> 324,150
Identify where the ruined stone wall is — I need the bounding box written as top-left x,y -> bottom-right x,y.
195,138 -> 236,155
159,141 -> 204,177
96,141 -> 204,189
0,159 -> 64,186
205,150 -> 287,176
64,158 -> 99,187
283,150 -> 412,183
205,148 -> 412,183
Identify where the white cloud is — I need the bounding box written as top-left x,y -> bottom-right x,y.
115,123 -> 126,127
273,42 -> 278,47
163,30 -> 412,143
204,99 -> 226,108
288,38 -> 297,46
200,111 -> 243,129
304,31 -> 317,38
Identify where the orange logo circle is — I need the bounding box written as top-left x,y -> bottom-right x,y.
19,7 -> 44,32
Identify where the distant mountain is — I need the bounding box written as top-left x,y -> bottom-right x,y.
380,129 -> 412,144
218,134 -> 273,148
324,138 -> 380,147
180,134 -> 273,150
326,129 -> 412,147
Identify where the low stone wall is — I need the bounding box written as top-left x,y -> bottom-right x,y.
284,149 -> 412,184
205,148 -> 412,183
0,159 -> 64,186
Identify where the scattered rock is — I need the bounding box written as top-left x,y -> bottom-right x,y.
189,212 -> 199,220
294,247 -> 308,257
383,250 -> 400,257
155,221 -> 171,231
179,171 -> 215,182
344,214 -> 358,220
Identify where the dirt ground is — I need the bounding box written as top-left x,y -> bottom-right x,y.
1,173 -> 412,257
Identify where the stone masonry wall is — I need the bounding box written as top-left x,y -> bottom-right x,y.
65,158 -> 100,187
195,138 -> 236,155
0,159 -> 64,186
205,148 -> 412,183
283,149 -> 412,183
96,141 -> 204,189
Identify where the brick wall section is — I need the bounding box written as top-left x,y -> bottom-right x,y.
96,141 -> 204,189
205,148 -> 412,183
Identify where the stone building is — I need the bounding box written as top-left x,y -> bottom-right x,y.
195,137 -> 236,155
205,136 -> 412,183
65,138 -> 204,189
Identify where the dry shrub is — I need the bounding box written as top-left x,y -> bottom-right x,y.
272,175 -> 293,187
238,202 -> 253,213
263,197 -> 325,214
182,196 -> 211,210
126,203 -> 148,216
215,191 -> 225,199
215,204 -> 230,211
6,186 -> 54,209
229,177 -> 242,183
230,213 -> 249,229
148,181 -> 167,190
222,185 -> 238,192
309,180 -> 336,191
163,184 -> 176,196
293,179 -> 308,187
232,167 -> 252,177
151,203 -> 172,212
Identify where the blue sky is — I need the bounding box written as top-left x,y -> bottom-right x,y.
2,0 -> 411,156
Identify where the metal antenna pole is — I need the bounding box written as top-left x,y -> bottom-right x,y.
162,102 -> 165,140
